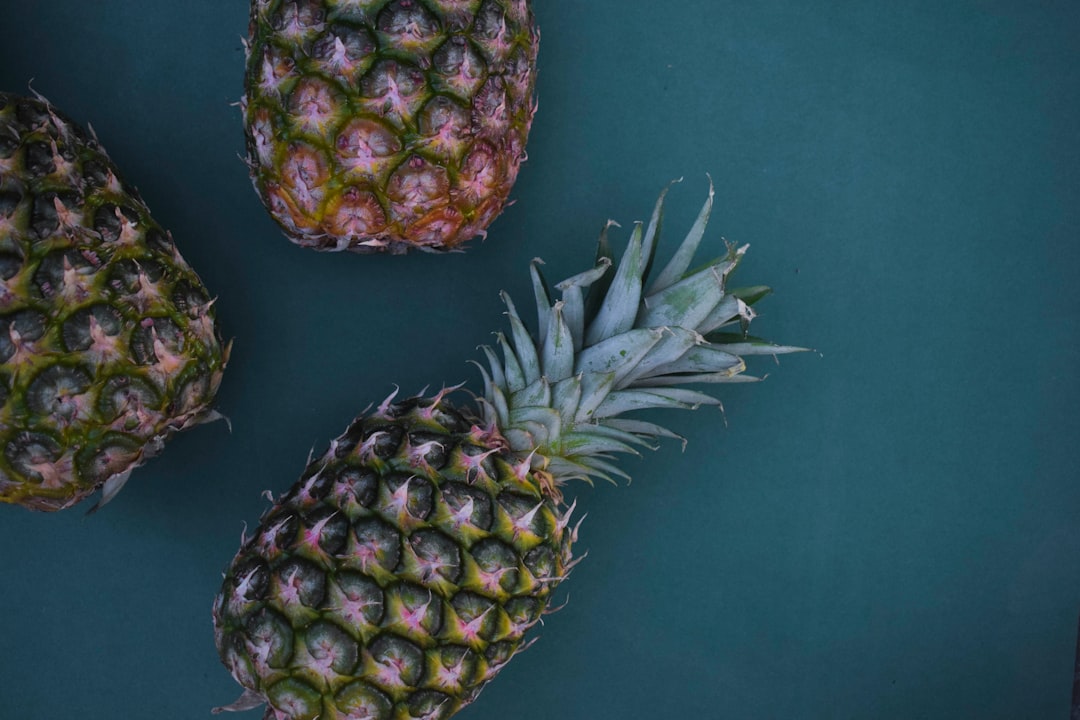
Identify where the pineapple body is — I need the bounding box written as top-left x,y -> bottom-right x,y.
214,393 -> 571,720
0,92 -> 228,511
215,184 -> 804,719
245,0 -> 538,253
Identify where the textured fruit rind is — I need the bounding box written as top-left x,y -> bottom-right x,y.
0,93 -> 228,511
244,0 -> 538,253
213,395 -> 573,720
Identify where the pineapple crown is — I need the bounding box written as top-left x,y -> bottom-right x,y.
473,180 -> 804,486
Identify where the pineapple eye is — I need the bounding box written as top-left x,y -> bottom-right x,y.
273,557 -> 327,608
523,545 -> 557,583
128,317 -> 183,366
377,0 -> 439,42
331,467 -> 379,507
95,375 -> 162,421
351,516 -> 403,572
74,436 -> 141,486
92,203 -> 139,244
304,506 -> 350,555
332,571 -> 385,625
0,250 -> 23,280
230,556 -> 271,602
23,141 -> 55,176
473,1 -> 508,42
440,482 -> 494,531
243,607 -> 295,668
81,158 -> 110,190
367,634 -> 425,687
4,430 -> 62,481
29,192 -> 62,239
0,309 -> 47,362
0,190 -> 22,220
303,620 -> 359,675
333,680 -> 393,719
13,97 -> 48,131
410,528 -> 463,583
61,304 -> 123,352
25,364 -> 92,418
468,538 -> 520,595
33,249 -> 95,300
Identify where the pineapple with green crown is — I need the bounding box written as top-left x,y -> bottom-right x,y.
0,92 -> 229,511
213,182 -> 804,719
244,0 -> 538,253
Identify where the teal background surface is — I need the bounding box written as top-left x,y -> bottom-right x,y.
2,2 -> 1079,718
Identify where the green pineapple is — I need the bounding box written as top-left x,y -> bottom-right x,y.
244,0 -> 538,253
0,92 -> 229,512
213,183 -> 803,719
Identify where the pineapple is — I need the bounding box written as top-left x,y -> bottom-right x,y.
0,92 -> 229,512
213,183 -> 803,719
244,0 -> 539,253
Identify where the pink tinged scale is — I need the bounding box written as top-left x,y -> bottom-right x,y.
367,649 -> 412,692
27,452 -> 76,490
330,589 -> 381,629
289,80 -> 339,134
336,119 -> 400,177
58,256 -> 93,304
392,592 -> 435,635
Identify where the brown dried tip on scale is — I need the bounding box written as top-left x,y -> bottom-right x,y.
0,91 -> 229,512
244,0 -> 539,254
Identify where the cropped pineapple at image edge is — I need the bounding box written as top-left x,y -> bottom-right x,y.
0,92 -> 229,512
213,181 -> 806,720
244,0 -> 539,254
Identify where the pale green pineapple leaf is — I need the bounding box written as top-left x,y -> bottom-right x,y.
697,295 -> 749,334
496,332 -> 525,392
706,332 -> 809,356
583,221 -> 618,325
728,285 -> 773,307
604,418 -> 687,445
571,455 -> 632,484
511,377 -> 551,410
560,284 -> 586,353
620,327 -> 703,387
551,374 -> 583,425
485,377 -> 512,427
547,456 -> 606,485
556,256 -> 611,352
640,345 -> 745,378
554,256 -> 613,293
509,406 -> 562,444
574,370 -> 618,422
576,328 -> 663,382
634,372 -> 763,387
479,345 -> 507,393
471,360 -> 504,428
639,263 -> 725,330
530,260 -> 552,348
569,422 -> 660,450
541,302 -> 575,382
645,177 -> 714,294
584,223 -> 644,345
560,432 -> 641,457
640,178 -> 679,283
502,292 -> 541,386
593,388 -> 721,417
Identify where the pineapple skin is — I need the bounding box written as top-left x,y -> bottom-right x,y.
245,0 -> 538,254
213,392 -> 573,720
0,92 -> 228,511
